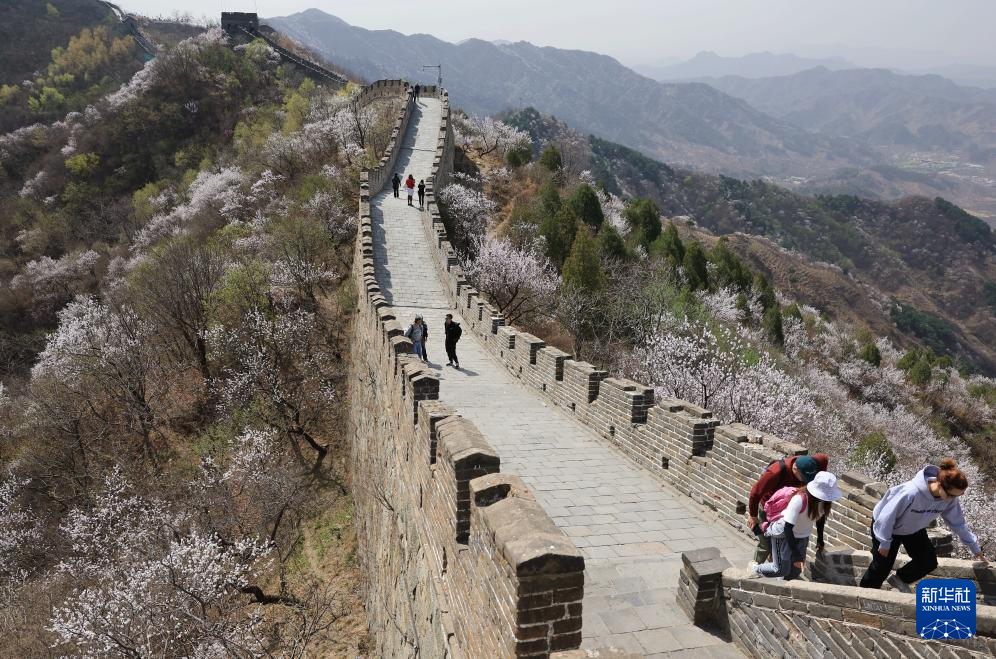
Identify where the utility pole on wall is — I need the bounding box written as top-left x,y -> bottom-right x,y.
422,64 -> 442,88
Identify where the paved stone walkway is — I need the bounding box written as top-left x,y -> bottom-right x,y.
372,97 -> 752,657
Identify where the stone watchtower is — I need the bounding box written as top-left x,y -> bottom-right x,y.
220,12 -> 259,33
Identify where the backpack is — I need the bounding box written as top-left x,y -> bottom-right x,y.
762,486 -> 806,533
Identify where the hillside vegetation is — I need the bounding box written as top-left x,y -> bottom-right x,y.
505,107 -> 996,376
0,27 -> 395,656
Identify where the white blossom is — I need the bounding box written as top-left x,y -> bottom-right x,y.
464,236 -> 559,324
438,183 -> 497,240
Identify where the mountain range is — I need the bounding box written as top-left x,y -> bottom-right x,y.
267,10 -> 996,222
266,11 -> 877,177
633,50 -> 855,81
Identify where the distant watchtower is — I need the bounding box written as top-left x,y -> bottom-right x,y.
221,12 -> 259,33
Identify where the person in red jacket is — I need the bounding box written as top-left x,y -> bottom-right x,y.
747,453 -> 830,566
405,174 -> 416,206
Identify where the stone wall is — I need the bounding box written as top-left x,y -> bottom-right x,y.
720,566 -> 996,658
415,163 -> 963,559
674,546 -> 996,658
348,81 -> 585,658
810,549 -> 996,604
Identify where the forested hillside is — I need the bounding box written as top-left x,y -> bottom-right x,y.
0,0 -> 147,133
505,107 -> 996,376
0,26 -> 391,655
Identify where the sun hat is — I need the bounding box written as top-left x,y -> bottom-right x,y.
794,455 -> 819,483
807,472 -> 843,502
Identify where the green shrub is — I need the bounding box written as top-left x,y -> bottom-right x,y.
539,205 -> 577,267
506,145 -> 530,168
908,358 -> 933,386
539,144 -> 562,172
853,431 -> 897,474
859,343 -> 881,367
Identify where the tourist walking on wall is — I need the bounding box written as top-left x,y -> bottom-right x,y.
418,179 -> 426,209
405,315 -> 429,362
860,459 -> 988,592
406,174 -> 416,206
444,313 -> 461,368
392,173 -> 401,198
413,83 -> 421,100
747,454 -> 829,564
751,471 -> 842,581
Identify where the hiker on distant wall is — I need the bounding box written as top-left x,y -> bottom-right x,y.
404,314 -> 429,362
444,313 -> 462,368
749,471 -> 842,581
747,453 -> 829,567
417,179 -> 426,209
413,83 -> 421,100
405,174 -> 416,206
392,172 -> 401,198
860,458 -> 988,592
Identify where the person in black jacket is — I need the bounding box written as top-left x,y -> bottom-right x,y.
444,314 -> 462,368
417,180 -> 426,209
392,173 -> 401,198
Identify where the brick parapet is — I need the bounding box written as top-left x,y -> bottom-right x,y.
678,546 -> 996,658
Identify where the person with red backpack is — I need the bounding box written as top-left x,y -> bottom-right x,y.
750,471 -> 842,580
747,453 -> 829,565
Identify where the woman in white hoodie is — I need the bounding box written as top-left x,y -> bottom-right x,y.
860,458 -> 988,592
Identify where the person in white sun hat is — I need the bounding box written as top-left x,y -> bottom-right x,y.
750,471 -> 843,581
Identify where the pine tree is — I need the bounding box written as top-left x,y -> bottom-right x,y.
753,273 -> 777,311
539,144 -> 562,172
709,237 -> 751,290
623,198 -> 661,247
540,206 -> 578,267
682,241 -> 709,291
562,227 -> 604,292
763,305 -> 785,346
568,184 -> 604,229
650,221 -> 684,266
597,224 -> 628,261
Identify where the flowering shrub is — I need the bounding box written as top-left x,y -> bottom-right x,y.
456,115 -> 530,156
438,183 -> 497,243
463,236 -> 560,325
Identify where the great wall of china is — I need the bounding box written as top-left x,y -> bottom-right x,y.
341,78 -> 996,658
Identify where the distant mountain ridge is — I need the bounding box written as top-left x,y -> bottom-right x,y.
266,9 -> 996,219
697,66 -> 996,220
265,10 -> 876,180
635,50 -> 855,81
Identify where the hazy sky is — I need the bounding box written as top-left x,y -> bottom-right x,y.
118,0 -> 996,69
